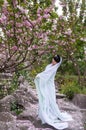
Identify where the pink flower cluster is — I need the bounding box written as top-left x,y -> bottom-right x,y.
59,2 -> 66,7
13,0 -> 18,7
0,14 -> 7,24
23,20 -> 32,28
17,5 -> 28,15
64,29 -> 72,36
11,46 -> 18,51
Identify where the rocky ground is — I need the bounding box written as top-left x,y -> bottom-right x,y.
0,79 -> 86,130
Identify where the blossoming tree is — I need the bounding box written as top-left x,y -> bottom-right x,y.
0,0 -> 85,86
0,0 -> 57,73
55,0 -> 86,85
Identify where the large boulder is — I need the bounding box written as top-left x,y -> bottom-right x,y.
16,120 -> 35,130
57,99 -> 84,130
0,121 -> 19,130
0,112 -> 19,130
72,94 -> 86,109
0,95 -> 16,112
0,79 -> 85,130
12,82 -> 38,109
0,112 -> 16,122
17,104 -> 37,121
12,89 -> 37,109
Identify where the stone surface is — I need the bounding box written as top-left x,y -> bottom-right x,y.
56,93 -> 66,99
0,112 -> 16,122
17,104 -> 37,121
0,81 -> 85,130
72,94 -> 86,109
0,121 -> 20,130
16,120 -> 35,130
0,112 -> 19,130
0,95 -> 16,112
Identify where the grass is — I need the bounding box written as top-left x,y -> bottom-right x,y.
55,74 -> 86,100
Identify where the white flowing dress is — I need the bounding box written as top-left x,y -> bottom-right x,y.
34,59 -> 73,130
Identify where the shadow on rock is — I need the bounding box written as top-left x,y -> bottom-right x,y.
33,117 -> 57,130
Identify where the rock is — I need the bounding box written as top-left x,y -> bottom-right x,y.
0,80 -> 85,130
18,78 -> 30,91
16,120 -> 35,130
80,109 -> 86,124
72,94 -> 86,109
18,76 -> 25,84
0,73 -> 13,78
0,112 -> 19,130
17,104 -> 37,121
56,93 -> 66,99
0,112 -> 16,122
0,121 -> 20,130
13,89 -> 32,108
13,84 -> 37,109
0,95 -> 16,112
57,98 -> 79,111
57,99 -> 84,130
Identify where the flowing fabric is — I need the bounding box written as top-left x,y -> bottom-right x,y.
34,58 -> 73,130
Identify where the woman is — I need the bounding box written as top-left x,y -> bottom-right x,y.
34,55 -> 73,130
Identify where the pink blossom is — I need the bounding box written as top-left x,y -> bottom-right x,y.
18,39 -> 22,44
38,50 -> 44,55
16,23 -> 23,27
10,29 -> 13,33
17,29 -> 22,33
36,33 -> 44,39
59,15 -> 64,20
43,14 -> 50,19
13,0 -> 18,7
80,38 -> 86,42
23,20 -> 32,28
15,14 -> 19,18
0,14 -> 7,24
37,13 -> 41,17
48,46 -> 54,49
44,8 -> 50,14
32,45 -> 38,49
28,47 -> 32,51
6,31 -> 11,37
26,40 -> 31,45
53,50 -> 56,52
10,34 -> 14,37
71,39 -> 75,42
45,31 -> 49,35
9,20 -> 14,25
37,8 -> 42,14
36,16 -> 43,23
64,29 -> 72,36
11,46 -> 18,51
59,2 -> 66,7
17,5 -> 28,15
32,21 -> 37,26
2,1 -> 8,15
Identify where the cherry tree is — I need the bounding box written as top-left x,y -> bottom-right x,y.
0,0 -> 57,73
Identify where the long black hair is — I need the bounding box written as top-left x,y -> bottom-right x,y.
53,55 -> 60,63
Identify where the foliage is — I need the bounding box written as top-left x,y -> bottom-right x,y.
57,74 -> 86,100
56,0 -> 86,85
8,73 -> 19,94
17,69 -> 34,86
10,101 -> 23,115
0,0 -> 57,73
0,0 -> 85,87
61,81 -> 80,100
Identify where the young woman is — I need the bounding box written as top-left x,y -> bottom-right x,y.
34,55 -> 73,130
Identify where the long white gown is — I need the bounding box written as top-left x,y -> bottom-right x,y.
34,59 -> 73,130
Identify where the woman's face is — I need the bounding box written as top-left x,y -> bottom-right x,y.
52,58 -> 57,65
